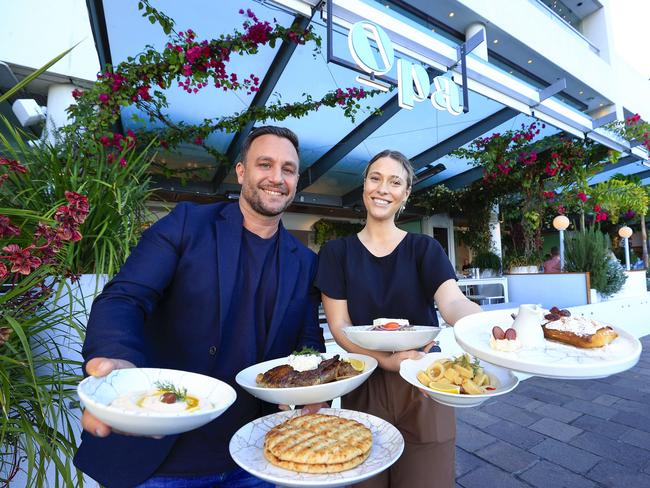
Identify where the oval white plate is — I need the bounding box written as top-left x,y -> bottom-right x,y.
400,352 -> 519,408
229,408 -> 403,488
77,368 -> 236,436
453,310 -> 642,379
343,326 -> 440,352
236,353 -> 377,405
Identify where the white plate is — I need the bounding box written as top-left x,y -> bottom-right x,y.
343,326 -> 440,352
400,353 -> 519,408
229,408 -> 404,488
236,353 -> 377,405
454,310 -> 642,379
77,368 -> 236,436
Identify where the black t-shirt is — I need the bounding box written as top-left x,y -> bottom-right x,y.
315,233 -> 456,326
158,228 -> 279,476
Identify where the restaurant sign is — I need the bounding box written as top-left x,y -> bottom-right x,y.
348,21 -> 463,116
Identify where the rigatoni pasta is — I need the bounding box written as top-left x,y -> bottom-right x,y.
417,353 -> 496,395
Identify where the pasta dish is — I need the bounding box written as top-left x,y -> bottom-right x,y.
417,353 -> 496,395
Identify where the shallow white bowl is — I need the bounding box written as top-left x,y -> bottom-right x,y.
400,353 -> 519,408
235,353 -> 377,405
77,368 -> 236,436
343,326 -> 440,352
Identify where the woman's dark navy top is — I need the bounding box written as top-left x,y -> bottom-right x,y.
315,233 -> 456,326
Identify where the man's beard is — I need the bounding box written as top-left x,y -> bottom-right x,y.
241,185 -> 293,217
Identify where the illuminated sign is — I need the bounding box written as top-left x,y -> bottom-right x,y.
348,21 -> 463,115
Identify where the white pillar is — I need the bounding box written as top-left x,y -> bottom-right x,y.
465,22 -> 488,61
489,204 -> 502,258
44,83 -> 76,143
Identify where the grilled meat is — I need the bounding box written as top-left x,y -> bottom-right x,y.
255,355 -> 361,388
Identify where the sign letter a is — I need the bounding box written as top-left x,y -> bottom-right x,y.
397,59 -> 430,110
431,76 -> 463,115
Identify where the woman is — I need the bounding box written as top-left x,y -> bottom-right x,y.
315,150 -> 481,488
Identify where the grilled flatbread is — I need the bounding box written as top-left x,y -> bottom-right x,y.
264,448 -> 370,473
264,414 -> 372,473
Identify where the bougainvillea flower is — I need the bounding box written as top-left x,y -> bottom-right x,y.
577,192 -> 588,202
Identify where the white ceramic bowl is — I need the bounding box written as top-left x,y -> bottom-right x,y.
77,368 -> 236,436
343,326 -> 440,352
400,353 -> 519,408
235,353 -> 377,405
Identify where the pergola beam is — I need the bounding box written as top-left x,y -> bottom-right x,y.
211,13 -> 313,190
342,107 -> 517,205
297,94 -> 402,192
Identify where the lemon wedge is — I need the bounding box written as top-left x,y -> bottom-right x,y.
345,358 -> 365,372
429,384 -> 461,394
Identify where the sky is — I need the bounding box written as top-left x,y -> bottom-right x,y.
609,0 -> 650,79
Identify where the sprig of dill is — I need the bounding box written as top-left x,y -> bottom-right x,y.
154,380 -> 187,401
292,346 -> 323,356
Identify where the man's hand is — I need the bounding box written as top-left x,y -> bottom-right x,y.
81,357 -> 135,438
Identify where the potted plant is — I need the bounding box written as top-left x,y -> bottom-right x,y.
504,253 -> 540,274
1,160 -> 89,485
472,251 -> 501,277
563,227 -> 626,300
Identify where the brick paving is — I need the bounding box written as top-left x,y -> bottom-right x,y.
456,335 -> 650,488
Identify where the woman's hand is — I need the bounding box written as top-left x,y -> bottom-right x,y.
378,350 -> 424,372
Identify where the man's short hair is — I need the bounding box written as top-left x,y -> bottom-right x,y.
239,126 -> 300,163
550,246 -> 559,256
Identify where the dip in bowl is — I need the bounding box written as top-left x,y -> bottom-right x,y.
77,368 -> 236,436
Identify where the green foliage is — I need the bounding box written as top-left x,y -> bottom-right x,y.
451,123 -> 607,261
503,251 -> 542,269
0,117 -> 154,276
0,213 -> 85,486
472,251 -> 501,271
414,182 -> 494,253
590,178 -> 649,223
600,258 -> 628,297
63,1 -> 382,177
564,228 -> 610,294
313,219 -> 363,245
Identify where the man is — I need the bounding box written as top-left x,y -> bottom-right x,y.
543,246 -> 561,273
74,126 -> 325,487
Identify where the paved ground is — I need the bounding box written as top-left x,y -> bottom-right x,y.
455,335 -> 650,488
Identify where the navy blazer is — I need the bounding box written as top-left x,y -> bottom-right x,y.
74,202 -> 324,487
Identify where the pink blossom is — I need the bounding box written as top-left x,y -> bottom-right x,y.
2,244 -> 42,275
0,215 -> 20,238
593,204 -> 601,212
0,158 -> 27,173
182,64 -> 193,77
577,192 -> 587,202
98,93 -> 109,103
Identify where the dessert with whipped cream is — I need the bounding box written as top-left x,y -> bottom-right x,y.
511,304 -> 546,348
542,307 -> 618,348
489,326 -> 522,352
